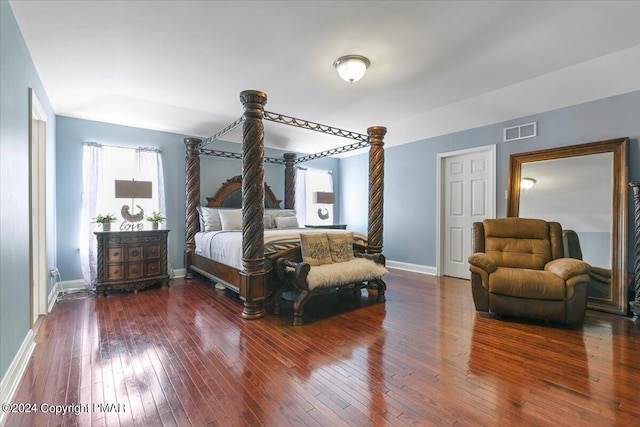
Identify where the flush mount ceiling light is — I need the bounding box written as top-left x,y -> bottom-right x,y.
333,55 -> 370,84
521,177 -> 537,189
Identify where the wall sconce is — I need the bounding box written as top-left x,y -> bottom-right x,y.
521,177 -> 537,190
115,179 -> 152,222
314,191 -> 335,221
333,55 -> 370,84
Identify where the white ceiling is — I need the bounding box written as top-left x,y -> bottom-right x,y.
9,0 -> 640,154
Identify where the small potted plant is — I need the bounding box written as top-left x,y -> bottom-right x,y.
94,213 -> 117,232
146,211 -> 165,230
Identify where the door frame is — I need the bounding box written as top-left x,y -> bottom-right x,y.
436,144 -> 496,276
29,88 -> 49,325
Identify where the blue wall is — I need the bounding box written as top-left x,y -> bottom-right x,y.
56,117 -> 340,280
340,90 -> 640,271
0,0 -> 56,384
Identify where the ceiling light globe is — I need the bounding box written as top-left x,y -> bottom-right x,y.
521,177 -> 537,189
334,55 -> 370,84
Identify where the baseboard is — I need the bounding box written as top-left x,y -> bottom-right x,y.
0,329 -> 36,426
48,279 -> 86,311
46,270 -> 186,308
386,260 -> 437,275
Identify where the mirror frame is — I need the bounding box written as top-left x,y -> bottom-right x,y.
507,138 -> 629,315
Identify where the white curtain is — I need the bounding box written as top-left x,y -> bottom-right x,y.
80,143 -> 168,287
138,148 -> 167,229
80,143 -> 103,287
295,168 -> 334,226
138,148 -> 173,277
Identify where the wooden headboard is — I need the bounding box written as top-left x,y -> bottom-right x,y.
205,175 -> 282,208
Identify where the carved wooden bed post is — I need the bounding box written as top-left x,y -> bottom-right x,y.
284,152 -> 296,210
239,90 -> 268,319
367,126 -> 387,254
184,137 -> 202,277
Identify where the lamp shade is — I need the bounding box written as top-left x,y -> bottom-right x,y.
314,191 -> 335,204
115,180 -> 152,199
333,55 -> 370,83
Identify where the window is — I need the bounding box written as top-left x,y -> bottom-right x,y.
295,168 -> 334,226
99,146 -> 163,231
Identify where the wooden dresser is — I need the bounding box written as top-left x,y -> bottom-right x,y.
94,230 -> 170,296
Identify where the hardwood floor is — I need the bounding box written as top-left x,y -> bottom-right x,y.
4,269 -> 640,426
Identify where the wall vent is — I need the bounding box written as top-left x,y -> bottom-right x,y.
503,122 -> 537,142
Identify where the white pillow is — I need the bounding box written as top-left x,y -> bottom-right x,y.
264,214 -> 272,229
219,209 -> 242,230
275,216 -> 299,229
198,207 -> 222,232
266,209 -> 296,228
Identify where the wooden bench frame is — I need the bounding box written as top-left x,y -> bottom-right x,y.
274,245 -> 387,325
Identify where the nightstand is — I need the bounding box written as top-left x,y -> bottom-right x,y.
93,230 -> 170,296
304,224 -> 347,230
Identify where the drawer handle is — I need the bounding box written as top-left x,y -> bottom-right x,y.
113,251 -> 119,256
131,249 -> 140,257
113,269 -> 119,274
132,267 -> 139,274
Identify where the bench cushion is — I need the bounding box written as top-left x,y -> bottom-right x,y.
306,258 -> 388,290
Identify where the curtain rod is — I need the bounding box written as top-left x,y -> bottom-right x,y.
296,166 -> 333,174
83,141 -> 162,153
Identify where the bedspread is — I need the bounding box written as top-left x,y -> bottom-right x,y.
194,228 -> 367,270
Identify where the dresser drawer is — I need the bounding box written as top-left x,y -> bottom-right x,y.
107,265 -> 124,280
145,244 -> 161,259
127,246 -> 144,261
145,261 -> 161,276
107,247 -> 124,262
127,263 -> 144,279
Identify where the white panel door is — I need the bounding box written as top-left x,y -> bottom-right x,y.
443,149 -> 493,278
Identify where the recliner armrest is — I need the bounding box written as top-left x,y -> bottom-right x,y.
544,258 -> 590,281
468,253 -> 497,274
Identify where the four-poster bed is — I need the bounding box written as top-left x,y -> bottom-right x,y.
184,90 -> 386,320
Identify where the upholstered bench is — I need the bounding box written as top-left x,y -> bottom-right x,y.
276,232 -> 388,325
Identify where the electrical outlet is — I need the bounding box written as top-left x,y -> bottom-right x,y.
50,267 -> 59,277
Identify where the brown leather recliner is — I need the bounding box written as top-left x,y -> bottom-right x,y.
468,218 -> 590,325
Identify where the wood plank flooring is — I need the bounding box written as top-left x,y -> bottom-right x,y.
4,269 -> 640,426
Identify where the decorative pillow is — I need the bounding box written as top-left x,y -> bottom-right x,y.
264,214 -> 272,229
300,233 -> 333,266
275,216 -> 299,229
327,232 -> 355,263
219,209 -> 242,230
199,207 -> 222,232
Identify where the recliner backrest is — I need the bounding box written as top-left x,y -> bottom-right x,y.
562,229 -> 583,260
477,218 -> 564,270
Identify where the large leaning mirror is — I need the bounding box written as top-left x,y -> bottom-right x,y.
507,138 -> 629,315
